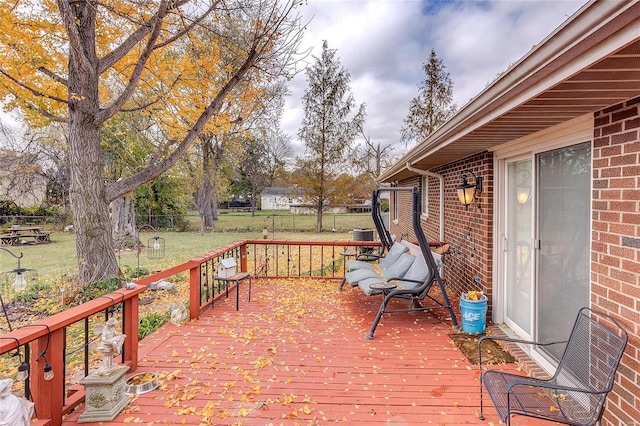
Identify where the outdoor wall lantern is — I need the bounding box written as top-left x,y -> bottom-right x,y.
516,170 -> 531,204
456,169 -> 482,210
0,248 -> 37,331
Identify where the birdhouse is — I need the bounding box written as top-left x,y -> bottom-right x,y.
217,258 -> 237,278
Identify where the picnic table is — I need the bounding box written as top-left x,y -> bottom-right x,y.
0,225 -> 51,245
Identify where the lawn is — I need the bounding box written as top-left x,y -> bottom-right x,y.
188,210 -> 373,234
5,212 -> 373,279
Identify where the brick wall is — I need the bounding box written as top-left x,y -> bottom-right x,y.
390,152 -> 494,316
386,98 -> 640,425
592,96 -> 640,425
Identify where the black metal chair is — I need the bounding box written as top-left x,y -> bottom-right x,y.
479,307 -> 628,426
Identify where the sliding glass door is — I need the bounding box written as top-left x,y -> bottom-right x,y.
502,142 -> 590,363
535,142 -> 590,360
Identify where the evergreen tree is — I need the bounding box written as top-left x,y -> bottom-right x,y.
295,41 -> 365,232
401,49 -> 457,145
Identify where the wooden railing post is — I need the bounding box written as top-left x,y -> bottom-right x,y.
123,293 -> 139,372
240,243 -> 248,272
31,327 -> 65,426
189,262 -> 201,320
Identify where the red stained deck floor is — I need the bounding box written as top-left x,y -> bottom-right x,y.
64,279 -> 550,425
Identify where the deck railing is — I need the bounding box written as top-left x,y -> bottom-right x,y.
0,238 -> 379,426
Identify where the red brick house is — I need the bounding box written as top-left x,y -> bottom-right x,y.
378,1 -> 640,424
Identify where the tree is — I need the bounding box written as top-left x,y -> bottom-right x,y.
295,41 -> 365,232
263,130 -> 292,186
193,80 -> 289,231
353,130 -> 394,179
223,80 -> 291,216
0,120 -> 67,210
0,0 -> 304,285
401,49 -> 457,145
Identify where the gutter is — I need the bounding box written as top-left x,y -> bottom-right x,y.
405,162 -> 444,242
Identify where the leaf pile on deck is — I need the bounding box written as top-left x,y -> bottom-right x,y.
119,278 -> 503,424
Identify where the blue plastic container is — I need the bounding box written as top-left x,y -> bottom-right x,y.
460,295 -> 487,334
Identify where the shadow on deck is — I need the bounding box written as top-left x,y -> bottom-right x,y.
63,279 -> 546,425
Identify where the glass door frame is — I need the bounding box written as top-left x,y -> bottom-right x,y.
493,115 -> 593,374
501,156 -> 535,341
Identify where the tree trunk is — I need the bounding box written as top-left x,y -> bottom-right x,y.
200,145 -> 215,228
68,2 -> 119,285
211,191 -> 219,221
315,203 -> 323,233
69,125 -> 120,283
111,194 -> 136,236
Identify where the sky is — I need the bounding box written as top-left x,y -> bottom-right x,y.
283,0 -> 586,159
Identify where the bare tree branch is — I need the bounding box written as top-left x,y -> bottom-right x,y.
105,44 -> 261,201
0,69 -> 69,105
96,0 -> 170,124
37,66 -> 68,87
98,0 -> 196,74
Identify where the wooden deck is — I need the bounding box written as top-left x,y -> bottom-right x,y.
63,279 -> 548,425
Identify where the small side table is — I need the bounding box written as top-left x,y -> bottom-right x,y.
213,272 -> 251,310
369,281 -> 397,295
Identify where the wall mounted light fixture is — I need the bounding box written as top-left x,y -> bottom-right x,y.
456,169 -> 483,210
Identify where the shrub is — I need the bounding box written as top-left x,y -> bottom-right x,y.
138,312 -> 170,340
76,275 -> 124,304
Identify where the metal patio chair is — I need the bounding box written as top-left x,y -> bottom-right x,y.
479,307 -> 628,426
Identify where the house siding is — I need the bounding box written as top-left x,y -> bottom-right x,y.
592,96 -> 640,425
390,152 -> 495,318
389,103 -> 640,424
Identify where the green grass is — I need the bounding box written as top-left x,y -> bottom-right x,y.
188,210 -> 373,234
11,216 -> 373,279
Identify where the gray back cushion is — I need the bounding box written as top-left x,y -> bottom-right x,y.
381,253 -> 414,280
379,243 -> 409,269
345,268 -> 379,285
346,259 -> 376,271
397,255 -> 430,289
402,255 -> 429,282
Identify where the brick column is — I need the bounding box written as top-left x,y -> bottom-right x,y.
592,96 -> 640,425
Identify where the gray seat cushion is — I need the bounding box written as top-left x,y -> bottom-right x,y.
357,276 -> 386,296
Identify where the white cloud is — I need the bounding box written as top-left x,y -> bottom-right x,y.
284,0 -> 585,158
